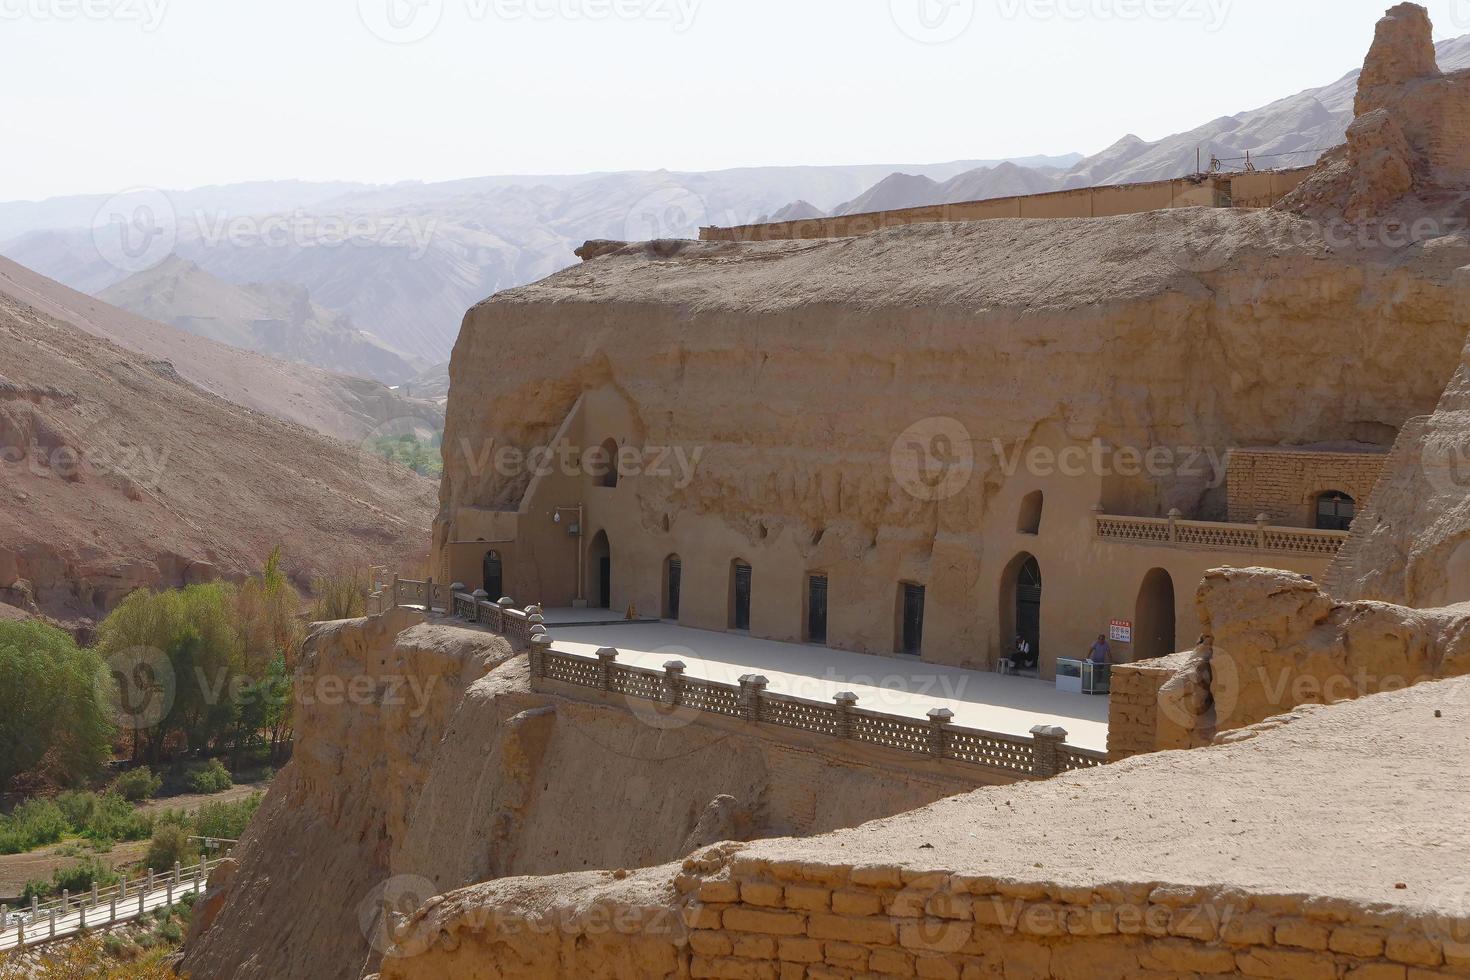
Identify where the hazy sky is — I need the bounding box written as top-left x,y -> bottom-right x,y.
5,0 -> 1469,202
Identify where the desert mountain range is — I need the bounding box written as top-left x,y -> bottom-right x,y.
0,258 -> 436,625
97,256 -> 427,386
5,32 -> 1462,365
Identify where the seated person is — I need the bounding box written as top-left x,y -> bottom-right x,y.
1013,635 -> 1038,671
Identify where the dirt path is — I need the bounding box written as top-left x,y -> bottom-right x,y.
0,780 -> 270,901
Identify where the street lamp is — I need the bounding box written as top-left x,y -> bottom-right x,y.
553,504 -> 585,606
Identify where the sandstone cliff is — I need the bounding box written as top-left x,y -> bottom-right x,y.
180,615 -> 982,979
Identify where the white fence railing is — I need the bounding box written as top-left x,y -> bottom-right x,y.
0,856 -> 226,952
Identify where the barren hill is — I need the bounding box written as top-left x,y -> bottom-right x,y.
0,261 -> 436,624
98,257 -> 428,385
0,256 -> 441,443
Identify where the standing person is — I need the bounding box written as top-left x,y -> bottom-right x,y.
1087,634 -> 1111,665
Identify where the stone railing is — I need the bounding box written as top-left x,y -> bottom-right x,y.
521,634 -> 1106,781
1095,510 -> 1347,557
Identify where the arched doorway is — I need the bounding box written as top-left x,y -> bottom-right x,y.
663,555 -> 682,621
597,438 -> 620,488
589,531 -> 611,610
1315,491 -> 1355,531
1000,553 -> 1042,662
1134,568 -> 1176,663
482,550 -> 504,599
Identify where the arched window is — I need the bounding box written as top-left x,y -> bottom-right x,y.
1315,491 -> 1355,531
596,438 -> 620,489
1017,490 -> 1044,535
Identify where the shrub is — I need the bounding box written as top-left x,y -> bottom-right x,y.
0,799 -> 68,854
78,792 -> 152,845
185,760 -> 232,794
194,793 -> 262,843
51,857 -> 118,894
310,570 -> 367,622
145,822 -> 192,873
112,767 -> 163,802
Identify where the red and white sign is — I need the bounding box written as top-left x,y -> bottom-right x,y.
1109,619 -> 1133,644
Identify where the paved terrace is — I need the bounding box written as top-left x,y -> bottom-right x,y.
543,613 -> 1108,751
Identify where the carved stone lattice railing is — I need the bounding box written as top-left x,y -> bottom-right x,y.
1095,512 -> 1347,557
517,636 -> 1105,781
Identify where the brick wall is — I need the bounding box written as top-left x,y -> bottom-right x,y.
1105,652 -> 1211,762
670,853 -> 1468,979
1226,449 -> 1388,527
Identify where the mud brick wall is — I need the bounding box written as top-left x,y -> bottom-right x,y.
1227,450 -> 1387,527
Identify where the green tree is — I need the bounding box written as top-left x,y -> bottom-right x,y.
0,621 -> 115,792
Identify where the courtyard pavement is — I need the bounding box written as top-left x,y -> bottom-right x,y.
543,614 -> 1109,750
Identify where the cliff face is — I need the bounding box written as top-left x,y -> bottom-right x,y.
438,210 -> 1468,580
180,614 -> 979,980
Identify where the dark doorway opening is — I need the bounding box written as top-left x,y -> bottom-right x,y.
1134,567 -> 1176,662
731,561 -> 752,631
807,574 -> 828,645
589,531 -> 611,610
1016,556 -> 1042,660
1316,491 -> 1356,531
665,556 -> 682,621
899,583 -> 925,657
482,550 -> 503,599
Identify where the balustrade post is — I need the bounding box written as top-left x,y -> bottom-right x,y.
390,573 -> 399,610
110,894 -> 117,922
48,910 -> 55,940
31,896 -> 38,919
61,890 -> 68,914
834,692 -> 859,739
425,577 -> 435,612
597,647 -> 618,691
450,584 -> 466,617
927,708 -> 954,757
173,861 -> 181,887
1029,724 -> 1067,777
119,875 -> 127,901
1256,513 -> 1270,550
528,634 -> 552,678
739,675 -> 768,723
91,883 -> 99,909
662,661 -> 687,707
147,869 -> 155,893
471,590 -> 489,622
16,921 -> 23,949
1167,508 -> 1182,544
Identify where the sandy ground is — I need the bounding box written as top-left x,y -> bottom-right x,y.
0,781 -> 269,900
548,617 -> 1109,750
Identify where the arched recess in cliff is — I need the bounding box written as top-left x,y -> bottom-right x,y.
1017,491 -> 1044,535
999,552 -> 1042,660
589,531 -> 612,610
1134,567 -> 1176,663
